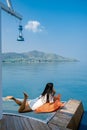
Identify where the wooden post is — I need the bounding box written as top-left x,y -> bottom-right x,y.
0,6 -> 2,120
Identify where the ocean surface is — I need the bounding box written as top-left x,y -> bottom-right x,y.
2,61 -> 87,129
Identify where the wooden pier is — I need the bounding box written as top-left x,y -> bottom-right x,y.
0,99 -> 84,130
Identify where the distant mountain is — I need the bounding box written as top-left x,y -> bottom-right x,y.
2,50 -> 78,63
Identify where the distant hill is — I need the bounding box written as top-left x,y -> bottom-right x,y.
2,50 -> 78,63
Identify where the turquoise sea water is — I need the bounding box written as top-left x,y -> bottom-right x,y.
2,61 -> 87,129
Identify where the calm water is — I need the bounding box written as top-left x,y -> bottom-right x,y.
2,61 -> 87,129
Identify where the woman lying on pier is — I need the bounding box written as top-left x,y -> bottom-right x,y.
5,83 -> 64,113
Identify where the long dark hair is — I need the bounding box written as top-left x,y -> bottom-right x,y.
41,83 -> 54,102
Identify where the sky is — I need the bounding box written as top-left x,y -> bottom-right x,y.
1,0 -> 87,61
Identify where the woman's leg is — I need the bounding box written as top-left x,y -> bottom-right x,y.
5,96 -> 22,106
18,92 -> 32,113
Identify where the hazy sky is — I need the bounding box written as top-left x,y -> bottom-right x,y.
1,0 -> 87,61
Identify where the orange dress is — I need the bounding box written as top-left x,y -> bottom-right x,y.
35,94 -> 64,113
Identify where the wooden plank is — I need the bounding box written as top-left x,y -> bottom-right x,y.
14,116 -> 24,130
12,115 -> 22,130
48,112 -> 71,128
48,123 -> 72,130
22,117 -> 33,130
3,114 -> 9,130
29,118 -> 50,130
60,100 -> 81,114
19,116 -> 28,130
0,115 -> 7,130
19,116 -> 32,130
47,123 -> 60,130
6,115 -> 16,130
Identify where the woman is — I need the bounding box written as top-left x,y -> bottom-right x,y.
5,83 -> 57,113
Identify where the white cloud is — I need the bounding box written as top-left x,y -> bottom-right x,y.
25,20 -> 44,33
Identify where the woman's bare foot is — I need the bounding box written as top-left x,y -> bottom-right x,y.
23,92 -> 28,99
4,96 -> 14,100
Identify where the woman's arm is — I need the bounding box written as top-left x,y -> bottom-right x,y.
54,94 -> 61,101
